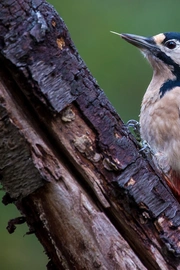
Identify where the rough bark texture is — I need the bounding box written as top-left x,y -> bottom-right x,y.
0,1 -> 180,269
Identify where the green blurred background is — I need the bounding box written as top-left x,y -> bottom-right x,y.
1,0 -> 180,269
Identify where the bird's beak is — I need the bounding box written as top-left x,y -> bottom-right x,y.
111,31 -> 159,53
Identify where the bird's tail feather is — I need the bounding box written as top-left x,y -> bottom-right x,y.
164,170 -> 180,202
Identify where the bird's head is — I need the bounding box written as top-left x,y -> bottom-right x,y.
111,31 -> 180,77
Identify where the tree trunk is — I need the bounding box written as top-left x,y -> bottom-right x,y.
0,1 -> 180,269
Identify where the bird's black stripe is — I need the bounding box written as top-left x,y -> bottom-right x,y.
157,51 -> 180,98
159,79 -> 180,98
157,51 -> 180,77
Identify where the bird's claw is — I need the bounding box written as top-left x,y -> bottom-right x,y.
139,140 -> 154,156
126,119 -> 154,157
126,119 -> 141,141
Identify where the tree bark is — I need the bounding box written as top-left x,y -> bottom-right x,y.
0,1 -> 180,269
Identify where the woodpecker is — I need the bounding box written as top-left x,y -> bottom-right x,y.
111,31 -> 180,198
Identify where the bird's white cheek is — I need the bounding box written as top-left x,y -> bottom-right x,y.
171,54 -> 180,66
165,50 -> 180,66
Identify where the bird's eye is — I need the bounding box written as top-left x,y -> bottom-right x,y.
164,40 -> 177,49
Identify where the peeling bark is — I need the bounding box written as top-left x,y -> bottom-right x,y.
0,0 -> 180,269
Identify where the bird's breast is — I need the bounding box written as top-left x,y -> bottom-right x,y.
140,86 -> 180,173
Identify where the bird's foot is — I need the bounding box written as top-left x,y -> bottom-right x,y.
139,140 -> 154,157
126,119 -> 154,157
126,119 -> 141,142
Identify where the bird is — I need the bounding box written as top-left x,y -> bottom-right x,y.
111,30 -> 180,198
